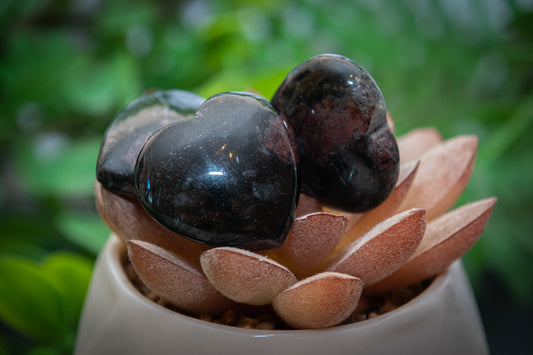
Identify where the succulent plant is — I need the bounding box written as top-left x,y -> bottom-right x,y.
95,55 -> 496,330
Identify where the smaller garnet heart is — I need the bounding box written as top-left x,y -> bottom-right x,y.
272,54 -> 399,212
135,92 -> 300,250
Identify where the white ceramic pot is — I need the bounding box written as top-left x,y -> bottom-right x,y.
75,235 -> 489,355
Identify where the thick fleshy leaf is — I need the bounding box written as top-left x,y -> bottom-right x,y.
200,247 -> 297,305
274,212 -> 348,275
329,209 -> 426,285
0,253 -> 93,342
95,181 -> 207,266
295,194 -> 323,217
332,161 -> 420,253
0,257 -> 67,341
397,135 -> 477,220
43,253 -> 93,329
398,128 -> 442,164
367,198 -> 497,294
273,272 -> 362,329
322,207 -> 362,229
127,240 -> 233,314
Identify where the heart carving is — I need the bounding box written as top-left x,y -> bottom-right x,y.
134,92 -> 300,250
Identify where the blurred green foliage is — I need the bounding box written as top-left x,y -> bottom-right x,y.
1,0 -> 532,353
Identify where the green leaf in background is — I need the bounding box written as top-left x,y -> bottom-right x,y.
0,253 -> 92,344
61,52 -> 142,117
42,253 -> 93,329
0,257 -> 67,341
0,31 -> 85,124
13,136 -> 101,198
196,64 -> 295,100
248,66 -> 296,99
479,152 -> 533,305
0,334 -> 8,355
95,1 -> 157,38
56,212 -> 110,255
26,346 -> 63,355
478,97 -> 533,166
0,214 -> 63,259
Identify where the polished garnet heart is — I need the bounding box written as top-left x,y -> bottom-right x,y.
272,54 -> 399,212
96,90 -> 205,197
135,92 -> 300,250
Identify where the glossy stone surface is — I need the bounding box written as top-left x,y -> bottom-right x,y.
96,90 -> 205,197
135,92 -> 299,250
272,54 -> 399,212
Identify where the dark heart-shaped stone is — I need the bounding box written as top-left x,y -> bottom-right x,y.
135,92 -> 300,250
96,90 -> 205,197
272,54 -> 399,212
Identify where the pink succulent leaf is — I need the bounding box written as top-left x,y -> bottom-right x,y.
386,112 -> 395,132
200,247 -> 297,306
319,209 -> 363,230
398,127 -> 442,164
366,198 -> 497,294
127,240 -> 234,314
295,194 -> 323,217
397,135 -> 478,220
273,272 -> 363,329
274,212 -> 348,275
329,208 -> 426,286
95,181 -> 207,266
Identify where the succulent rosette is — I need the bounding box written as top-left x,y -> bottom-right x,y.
95,54 -> 496,330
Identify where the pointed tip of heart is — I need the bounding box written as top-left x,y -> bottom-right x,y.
200,247 -> 297,305
273,272 -> 363,329
127,240 -> 233,314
